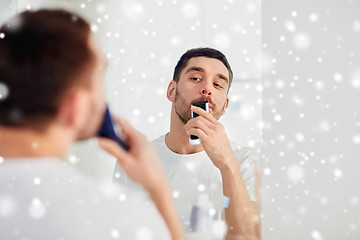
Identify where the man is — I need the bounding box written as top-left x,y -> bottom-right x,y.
153,48 -> 259,239
0,9 -> 183,239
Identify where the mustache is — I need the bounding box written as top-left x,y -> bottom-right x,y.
190,97 -> 214,106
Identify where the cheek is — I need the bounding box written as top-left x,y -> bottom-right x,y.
215,92 -> 227,103
95,88 -> 105,109
89,77 -> 106,114
96,86 -> 105,102
179,81 -> 195,92
94,74 -> 105,102
216,95 -> 228,110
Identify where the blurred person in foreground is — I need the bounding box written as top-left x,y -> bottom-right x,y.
0,9 -> 183,240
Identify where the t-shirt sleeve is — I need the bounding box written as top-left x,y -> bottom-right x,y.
234,146 -> 257,202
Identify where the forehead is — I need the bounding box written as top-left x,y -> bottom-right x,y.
182,56 -> 229,78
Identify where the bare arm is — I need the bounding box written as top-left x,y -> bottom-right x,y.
147,181 -> 184,240
99,118 -> 184,240
186,106 -> 259,239
220,158 -> 259,240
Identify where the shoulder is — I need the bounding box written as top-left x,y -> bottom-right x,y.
0,159 -> 171,239
152,134 -> 166,146
71,169 -> 171,238
229,141 -> 257,174
229,141 -> 256,162
152,134 -> 169,155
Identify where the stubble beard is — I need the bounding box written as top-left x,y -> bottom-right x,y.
174,87 -> 226,125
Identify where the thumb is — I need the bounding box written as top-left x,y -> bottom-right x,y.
112,116 -> 145,145
98,137 -> 133,170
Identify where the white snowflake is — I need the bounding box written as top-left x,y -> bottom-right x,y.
147,116 -> 155,124
122,2 -> 144,21
350,70 -> 360,88
185,162 -> 195,171
353,135 -> 360,145
287,164 -> 304,184
246,2 -> 257,13
133,109 -> 141,116
333,168 -> 343,180
110,228 -> 120,239
214,33 -> 231,49
241,103 -> 256,120
96,3 -> 106,14
29,198 -> 47,219
333,72 -> 343,83
33,177 -> 41,185
198,184 -> 205,192
274,114 -> 282,122
172,191 -> 180,198
118,194 -> 126,202
182,2 -> 199,18
319,121 -> 330,132
293,32 -> 311,50
311,230 -> 323,240
309,13 -> 319,22
136,227 -> 153,240
0,195 -> 16,217
285,21 -> 296,32
353,20 -> 360,32
263,168 -> 271,176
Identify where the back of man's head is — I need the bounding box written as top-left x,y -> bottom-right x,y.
0,9 -> 93,131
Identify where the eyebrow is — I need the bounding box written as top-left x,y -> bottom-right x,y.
185,66 -> 229,82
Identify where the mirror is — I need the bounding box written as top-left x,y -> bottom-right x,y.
7,0 -> 260,238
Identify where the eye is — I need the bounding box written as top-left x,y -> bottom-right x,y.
214,83 -> 223,89
191,77 -> 201,81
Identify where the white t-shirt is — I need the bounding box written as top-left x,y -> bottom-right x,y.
152,134 -> 256,240
0,157 -> 170,240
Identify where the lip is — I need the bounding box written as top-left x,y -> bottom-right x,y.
190,99 -> 213,111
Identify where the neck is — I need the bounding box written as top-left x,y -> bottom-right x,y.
165,106 -> 205,154
0,125 -> 72,160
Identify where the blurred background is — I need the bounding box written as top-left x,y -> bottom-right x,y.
1,0 -> 262,184
1,0 -> 359,239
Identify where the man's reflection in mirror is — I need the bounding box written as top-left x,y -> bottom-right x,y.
114,48 -> 260,240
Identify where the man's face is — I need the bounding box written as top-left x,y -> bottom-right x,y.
76,36 -> 107,140
174,56 -> 230,124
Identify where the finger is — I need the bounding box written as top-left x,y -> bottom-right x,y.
187,128 -> 209,142
186,117 -> 212,135
112,116 -> 146,146
98,137 -> 133,170
191,105 -> 217,124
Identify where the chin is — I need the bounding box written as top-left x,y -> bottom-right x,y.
76,127 -> 98,141
75,134 -> 92,141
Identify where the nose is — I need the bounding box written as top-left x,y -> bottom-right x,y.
201,89 -> 211,95
201,82 -> 212,96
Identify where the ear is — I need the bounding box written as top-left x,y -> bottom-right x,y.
166,80 -> 177,103
56,87 -> 89,130
222,96 -> 230,115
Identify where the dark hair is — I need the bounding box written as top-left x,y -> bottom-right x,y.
0,9 -> 93,130
172,47 -> 233,89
